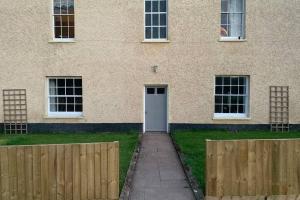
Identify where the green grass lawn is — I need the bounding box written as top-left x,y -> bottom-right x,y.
173,130 -> 300,192
0,132 -> 139,191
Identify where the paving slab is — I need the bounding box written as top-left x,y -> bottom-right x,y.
130,133 -> 195,200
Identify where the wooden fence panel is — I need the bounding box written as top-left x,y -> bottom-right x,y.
206,139 -> 300,197
0,142 -> 119,200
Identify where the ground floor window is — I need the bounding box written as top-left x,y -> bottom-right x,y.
214,76 -> 249,118
48,77 -> 82,117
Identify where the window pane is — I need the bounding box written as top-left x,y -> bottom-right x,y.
67,104 -> 75,112
66,79 -> 74,87
231,86 -> 238,94
68,0 -> 74,14
50,104 -> 57,112
54,0 -> 61,14
49,88 -> 57,95
152,27 -> 159,38
61,15 -> 68,26
145,1 -> 151,12
231,77 -> 239,85
215,105 -> 222,113
215,96 -> 222,104
231,96 -> 238,104
160,1 -> 167,12
58,97 -> 66,103
224,77 -> 230,85
75,97 -> 82,103
145,27 -> 151,39
230,105 -> 238,113
160,14 -> 167,26
58,88 -> 65,95
223,96 -> 230,104
223,105 -> 230,113
55,27 -> 62,38
69,27 -> 75,38
55,16 -> 61,26
157,88 -> 165,94
221,25 -> 228,37
152,1 -> 158,12
238,96 -> 244,104
75,88 -> 82,95
216,77 -> 223,85
221,0 -> 228,12
224,86 -> 230,94
58,104 -> 66,112
238,105 -> 244,113
152,14 -> 159,26
239,77 -> 245,85
61,0 -> 68,14
66,88 -> 74,95
75,104 -> 83,112
239,86 -> 245,94
61,27 -> 69,38
49,79 -> 57,87
75,79 -> 82,87
67,97 -> 75,103
147,88 -> 155,94
49,97 -> 57,104
68,15 -> 74,26
232,0 -> 244,12
57,79 -> 65,87
160,27 -> 167,38
221,14 -> 228,25
146,14 -> 151,26
215,86 -> 222,94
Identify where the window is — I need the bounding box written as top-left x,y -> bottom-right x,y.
48,77 -> 82,116
53,0 -> 75,39
221,0 -> 245,39
214,76 -> 249,118
145,0 -> 168,40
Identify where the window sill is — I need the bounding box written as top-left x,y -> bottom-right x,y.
142,39 -> 170,43
45,115 -> 84,119
213,116 -> 251,120
48,39 -> 76,43
218,38 -> 247,42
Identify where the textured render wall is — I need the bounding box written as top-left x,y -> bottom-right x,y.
0,0 -> 299,125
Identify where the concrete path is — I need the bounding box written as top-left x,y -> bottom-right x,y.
130,133 -> 195,200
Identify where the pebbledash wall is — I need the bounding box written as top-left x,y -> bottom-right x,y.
0,0 -> 299,132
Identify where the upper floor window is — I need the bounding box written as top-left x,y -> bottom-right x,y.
145,0 -> 168,40
221,0 -> 245,39
53,0 -> 75,40
214,76 -> 249,118
48,77 -> 82,117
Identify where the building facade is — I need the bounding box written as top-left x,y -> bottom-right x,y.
0,0 -> 299,132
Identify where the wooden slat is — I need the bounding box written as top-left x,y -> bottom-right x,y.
41,145 -> 49,200
80,144 -> 87,200
95,143 -> 102,199
16,147 -> 25,200
72,144 -> 80,200
48,145 -> 57,200
0,147 -> 9,200
239,140 -> 248,196
32,146 -> 42,200
255,140 -> 264,195
223,141 -> 233,196
216,141 -> 225,197
8,147 -> 18,200
247,140 -> 256,195
24,146 -> 33,200
56,145 -> 65,200
107,142 -> 119,199
101,143 -> 108,199
87,144 -> 95,199
65,145 -> 73,200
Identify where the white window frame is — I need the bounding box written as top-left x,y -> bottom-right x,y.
144,0 -> 168,41
46,77 -> 83,118
52,0 -> 75,41
214,76 -> 249,119
220,0 -> 246,40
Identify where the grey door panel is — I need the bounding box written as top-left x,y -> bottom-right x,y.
145,87 -> 167,132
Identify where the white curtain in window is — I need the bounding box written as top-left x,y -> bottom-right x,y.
229,0 -> 243,38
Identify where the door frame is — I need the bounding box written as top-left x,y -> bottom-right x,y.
143,85 -> 169,133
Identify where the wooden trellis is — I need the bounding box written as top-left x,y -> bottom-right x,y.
2,89 -> 28,134
269,86 -> 289,132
